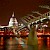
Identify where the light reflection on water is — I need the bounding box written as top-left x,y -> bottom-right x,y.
0,37 -> 50,50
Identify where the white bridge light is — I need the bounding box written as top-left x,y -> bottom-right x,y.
48,16 -> 50,19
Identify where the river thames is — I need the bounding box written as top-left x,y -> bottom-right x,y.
0,37 -> 50,50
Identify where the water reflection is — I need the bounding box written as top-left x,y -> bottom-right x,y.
38,37 -> 50,50
0,37 -> 50,50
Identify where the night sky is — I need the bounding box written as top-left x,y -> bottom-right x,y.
0,0 -> 50,25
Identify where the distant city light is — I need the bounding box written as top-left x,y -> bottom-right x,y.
42,25 -> 48,27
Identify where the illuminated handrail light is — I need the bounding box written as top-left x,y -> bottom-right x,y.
39,5 -> 50,9
48,16 -> 50,19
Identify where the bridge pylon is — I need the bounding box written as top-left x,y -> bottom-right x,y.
27,24 -> 38,50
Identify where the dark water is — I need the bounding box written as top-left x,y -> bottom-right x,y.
0,37 -> 50,50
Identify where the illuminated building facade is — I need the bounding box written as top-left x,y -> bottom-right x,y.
0,12 -> 19,35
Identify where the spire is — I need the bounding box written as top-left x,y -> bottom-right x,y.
12,12 -> 14,17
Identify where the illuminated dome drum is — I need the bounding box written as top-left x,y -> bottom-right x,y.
9,12 -> 18,27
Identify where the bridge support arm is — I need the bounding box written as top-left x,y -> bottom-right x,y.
27,24 -> 38,50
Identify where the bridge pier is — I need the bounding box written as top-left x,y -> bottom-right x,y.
27,25 -> 38,50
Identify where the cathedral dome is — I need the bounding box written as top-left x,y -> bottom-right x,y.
9,12 -> 18,27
